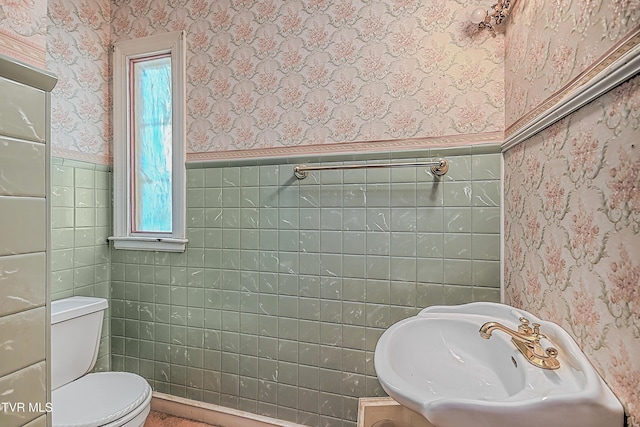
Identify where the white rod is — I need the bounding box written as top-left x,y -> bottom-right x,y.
293,158 -> 448,179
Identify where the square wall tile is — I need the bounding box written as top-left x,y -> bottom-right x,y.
105,147 -> 502,426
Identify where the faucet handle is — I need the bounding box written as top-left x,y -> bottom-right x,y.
518,317 -> 532,334
532,323 -> 541,335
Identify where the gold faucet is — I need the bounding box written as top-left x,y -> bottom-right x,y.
479,317 -> 560,370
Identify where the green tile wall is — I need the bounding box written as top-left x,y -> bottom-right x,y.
110,145 -> 501,427
50,158 -> 111,371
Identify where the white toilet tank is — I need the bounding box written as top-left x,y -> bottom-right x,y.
51,296 -> 109,391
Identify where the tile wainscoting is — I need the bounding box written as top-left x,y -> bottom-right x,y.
50,158 -> 112,371
108,144 -> 502,427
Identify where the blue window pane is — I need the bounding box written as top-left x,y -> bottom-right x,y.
131,55 -> 172,233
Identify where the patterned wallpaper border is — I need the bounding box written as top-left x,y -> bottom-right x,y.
504,26 -> 640,150
53,131 -> 504,166
185,142 -> 501,169
51,146 -> 111,166
0,30 -> 46,70
186,131 -> 504,163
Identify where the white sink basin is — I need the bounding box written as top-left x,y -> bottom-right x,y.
374,302 -> 624,427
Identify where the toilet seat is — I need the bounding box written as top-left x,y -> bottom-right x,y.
52,372 -> 152,427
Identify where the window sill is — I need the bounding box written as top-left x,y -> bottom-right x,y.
108,236 -> 187,252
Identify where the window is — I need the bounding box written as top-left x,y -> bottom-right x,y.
111,31 -> 187,252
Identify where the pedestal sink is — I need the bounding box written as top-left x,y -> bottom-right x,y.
374,302 -> 624,427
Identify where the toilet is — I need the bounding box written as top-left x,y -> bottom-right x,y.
51,296 -> 152,427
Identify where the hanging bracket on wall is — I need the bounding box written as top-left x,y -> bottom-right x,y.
470,0 -> 519,32
293,158 -> 449,180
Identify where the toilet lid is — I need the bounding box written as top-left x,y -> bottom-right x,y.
52,372 -> 151,427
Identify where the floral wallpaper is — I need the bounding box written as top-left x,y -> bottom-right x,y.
0,0 -> 48,68
38,0 -> 506,163
5,0 -> 637,423
504,75 -> 640,426
503,0 -> 640,424
110,0 -> 504,156
505,0 -> 640,128
47,0 -> 111,164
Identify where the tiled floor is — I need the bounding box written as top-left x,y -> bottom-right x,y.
144,411 -> 221,427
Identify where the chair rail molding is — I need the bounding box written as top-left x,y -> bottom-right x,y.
503,29 -> 640,152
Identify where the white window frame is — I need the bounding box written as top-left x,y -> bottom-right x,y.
110,31 -> 187,252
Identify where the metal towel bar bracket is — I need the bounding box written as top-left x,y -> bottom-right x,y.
293,158 -> 449,180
